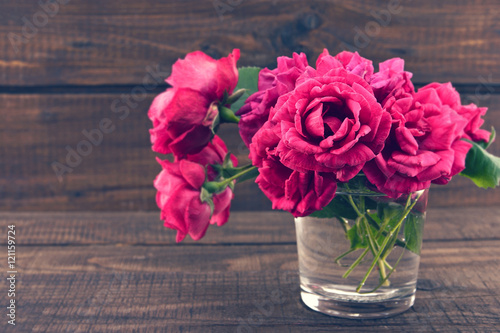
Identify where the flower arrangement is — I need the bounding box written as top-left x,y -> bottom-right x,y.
148,49 -> 499,291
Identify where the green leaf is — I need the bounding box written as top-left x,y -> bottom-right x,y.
403,213 -> 425,255
346,220 -> 368,250
382,204 -> 404,230
310,195 -> 358,219
460,138 -> 500,188
231,66 -> 261,112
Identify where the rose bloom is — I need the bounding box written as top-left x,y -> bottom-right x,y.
363,82 -> 490,197
183,135 -> 238,181
238,50 -> 378,148
149,49 -> 240,157
237,52 -> 309,147
271,66 -> 392,182
319,49 -> 374,81
154,136 -> 235,242
370,57 -> 415,104
250,122 -> 338,217
420,82 -> 491,143
249,52 -> 393,215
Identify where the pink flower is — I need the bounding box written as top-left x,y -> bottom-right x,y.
149,50 -> 240,157
167,49 -> 240,102
257,159 -> 338,217
418,82 -> 491,143
183,135 -> 238,180
154,136 -> 235,242
250,122 -> 337,217
363,82 -> 476,197
238,50 -> 379,149
317,50 -> 374,81
370,57 -> 415,104
237,53 -> 308,147
148,88 -> 219,156
155,159 -> 210,242
458,103 -> 491,143
270,66 -> 392,182
248,52 -> 393,215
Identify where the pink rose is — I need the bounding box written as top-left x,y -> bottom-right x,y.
363,83 -> 475,197
316,50 -> 374,81
167,49 -> 240,102
239,50 -> 381,150
237,53 -> 308,147
248,55 -> 393,216
149,50 -> 240,157
148,88 -> 219,156
183,135 -> 238,180
370,57 -> 415,104
250,122 -> 337,217
270,66 -> 392,182
257,159 -> 338,217
458,103 -> 491,143
155,159 -> 208,242
154,136 -> 235,242
418,82 -> 491,143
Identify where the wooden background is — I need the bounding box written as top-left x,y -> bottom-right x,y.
1,0 -> 500,212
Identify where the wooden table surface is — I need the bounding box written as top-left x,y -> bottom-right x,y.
1,1 -> 500,332
1,208 -> 499,332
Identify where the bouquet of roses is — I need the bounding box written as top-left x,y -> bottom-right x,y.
148,49 -> 499,290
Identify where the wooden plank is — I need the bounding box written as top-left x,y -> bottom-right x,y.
8,240 -> 500,332
0,208 -> 499,246
0,92 -> 499,211
1,0 -> 500,86
0,93 -> 270,211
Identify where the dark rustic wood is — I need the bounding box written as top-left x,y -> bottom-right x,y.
0,211 -> 498,332
1,0 -> 500,86
0,93 -> 270,211
0,208 -> 499,246
0,93 -> 499,211
1,1 -> 499,331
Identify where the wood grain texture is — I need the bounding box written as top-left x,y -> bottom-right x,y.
1,0 -> 500,86
0,92 -> 271,211
0,208 -> 499,246
0,210 -> 498,332
8,268 -> 500,332
1,92 -> 499,211
1,1 -> 499,331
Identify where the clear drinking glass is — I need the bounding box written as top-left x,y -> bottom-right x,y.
295,189 -> 428,318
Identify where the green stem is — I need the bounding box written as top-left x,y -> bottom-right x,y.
355,191 -> 424,292
366,214 -> 407,248
204,165 -> 257,192
334,248 -> 356,264
342,247 -> 370,279
347,195 -> 363,216
359,241 -> 407,294
336,216 -> 349,234
378,259 -> 389,286
362,216 -> 390,286
342,195 -> 379,279
219,165 -> 256,187
382,223 -> 403,262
